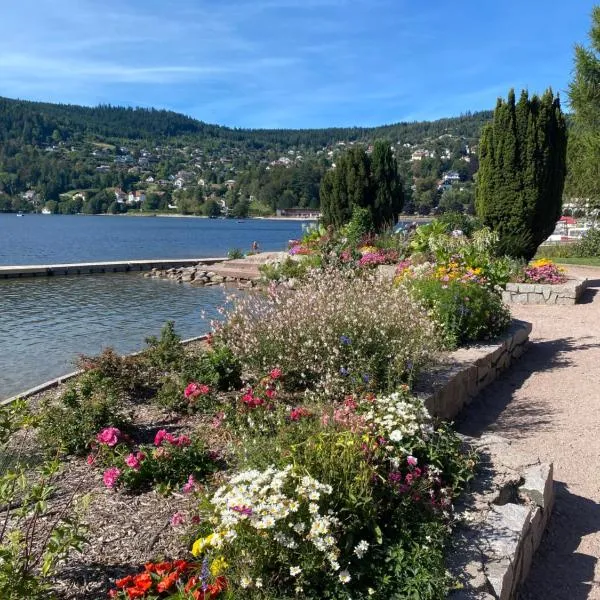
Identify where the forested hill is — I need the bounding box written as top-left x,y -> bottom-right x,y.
0,96 -> 492,148
0,95 -> 491,216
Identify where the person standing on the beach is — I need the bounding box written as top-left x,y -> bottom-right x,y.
252,241 -> 259,253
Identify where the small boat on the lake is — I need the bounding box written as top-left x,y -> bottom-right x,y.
16,212 -> 24,217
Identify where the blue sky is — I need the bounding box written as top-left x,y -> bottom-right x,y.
0,0 -> 596,128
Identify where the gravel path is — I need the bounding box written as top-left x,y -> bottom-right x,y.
457,266 -> 600,599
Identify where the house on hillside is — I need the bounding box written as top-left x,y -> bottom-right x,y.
410,149 -> 434,161
115,188 -> 127,204
442,171 -> 461,183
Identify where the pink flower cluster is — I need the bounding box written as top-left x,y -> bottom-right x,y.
96,427 -> 122,447
358,249 -> 399,267
154,429 -> 191,447
103,466 -> 121,489
322,397 -> 366,432
521,264 -> 567,284
184,382 -> 210,400
125,451 -> 146,471
289,244 -> 312,255
289,406 -> 312,422
240,368 -> 282,409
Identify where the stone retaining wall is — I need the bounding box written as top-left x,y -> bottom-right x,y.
448,435 -> 554,600
416,320 -> 532,421
502,279 -> 587,305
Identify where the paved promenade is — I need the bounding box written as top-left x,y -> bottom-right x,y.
458,266 -> 600,599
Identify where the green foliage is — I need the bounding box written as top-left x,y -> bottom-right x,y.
476,89 -> 567,259
574,227 -> 600,256
409,279 -> 511,349
259,256 -> 316,282
182,345 -> 243,392
435,212 -> 482,237
95,435 -> 217,494
227,248 -> 244,259
37,371 -> 130,456
143,321 -> 185,372
0,413 -> 87,599
370,140 -> 404,229
342,205 -> 375,245
566,7 -> 600,209
320,142 -> 403,231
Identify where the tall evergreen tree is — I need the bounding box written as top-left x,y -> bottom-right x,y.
370,140 -> 404,229
319,146 -> 372,229
566,6 -> 600,211
475,89 -> 567,259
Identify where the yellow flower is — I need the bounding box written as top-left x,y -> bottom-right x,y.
192,533 -> 215,557
210,556 -> 228,577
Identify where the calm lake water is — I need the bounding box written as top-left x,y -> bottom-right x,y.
0,214 -> 308,264
0,215 -> 308,399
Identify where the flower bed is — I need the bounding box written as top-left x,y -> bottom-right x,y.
0,220 -> 540,600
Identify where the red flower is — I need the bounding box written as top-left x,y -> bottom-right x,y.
115,575 -> 134,589
157,571 -> 179,592
132,572 -> 152,592
265,388 -> 276,399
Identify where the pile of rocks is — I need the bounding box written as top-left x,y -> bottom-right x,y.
144,265 -> 256,288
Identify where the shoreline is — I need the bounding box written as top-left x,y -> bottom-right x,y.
1,333 -> 211,405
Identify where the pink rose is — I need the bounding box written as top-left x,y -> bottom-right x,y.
103,467 -> 121,489
96,427 -> 121,447
86,454 -> 96,466
174,435 -> 191,447
407,455 -> 418,467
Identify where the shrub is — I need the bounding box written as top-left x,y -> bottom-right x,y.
217,268 -> 438,397
574,227 -> 600,257
227,248 -> 244,259
188,389 -> 475,599
142,321 -> 186,372
408,278 -> 511,349
342,205 -> 374,245
37,371 -> 130,456
90,427 -> 217,494
182,345 -> 242,392
0,402 -> 87,599
76,347 -> 154,400
259,256 -> 314,282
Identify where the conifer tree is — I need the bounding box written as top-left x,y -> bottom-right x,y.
370,140 -> 404,229
475,89 -> 567,259
566,6 -> 600,210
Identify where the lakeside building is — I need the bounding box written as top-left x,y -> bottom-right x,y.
276,208 -> 321,219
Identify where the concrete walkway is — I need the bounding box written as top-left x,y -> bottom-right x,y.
457,266 -> 600,600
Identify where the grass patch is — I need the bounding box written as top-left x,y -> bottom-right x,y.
554,257 -> 600,266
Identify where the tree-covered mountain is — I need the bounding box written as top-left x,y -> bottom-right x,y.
0,96 -> 491,215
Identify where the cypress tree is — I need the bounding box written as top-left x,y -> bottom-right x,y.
476,89 -> 567,259
371,140 -> 404,229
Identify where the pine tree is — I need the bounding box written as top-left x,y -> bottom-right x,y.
476,89 -> 567,259
566,6 -> 600,210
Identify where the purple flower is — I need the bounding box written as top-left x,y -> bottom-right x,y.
339,367 -> 350,377
340,335 -> 352,345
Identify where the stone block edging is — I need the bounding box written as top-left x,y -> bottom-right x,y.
502,278 -> 588,305
416,320 -> 532,421
448,435 -> 554,600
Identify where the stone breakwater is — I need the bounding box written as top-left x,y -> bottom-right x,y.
144,252 -> 289,288
145,264 -> 256,288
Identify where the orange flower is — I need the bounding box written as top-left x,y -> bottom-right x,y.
132,572 -> 153,592
116,575 -> 135,589
126,587 -> 147,599
157,571 -> 179,593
